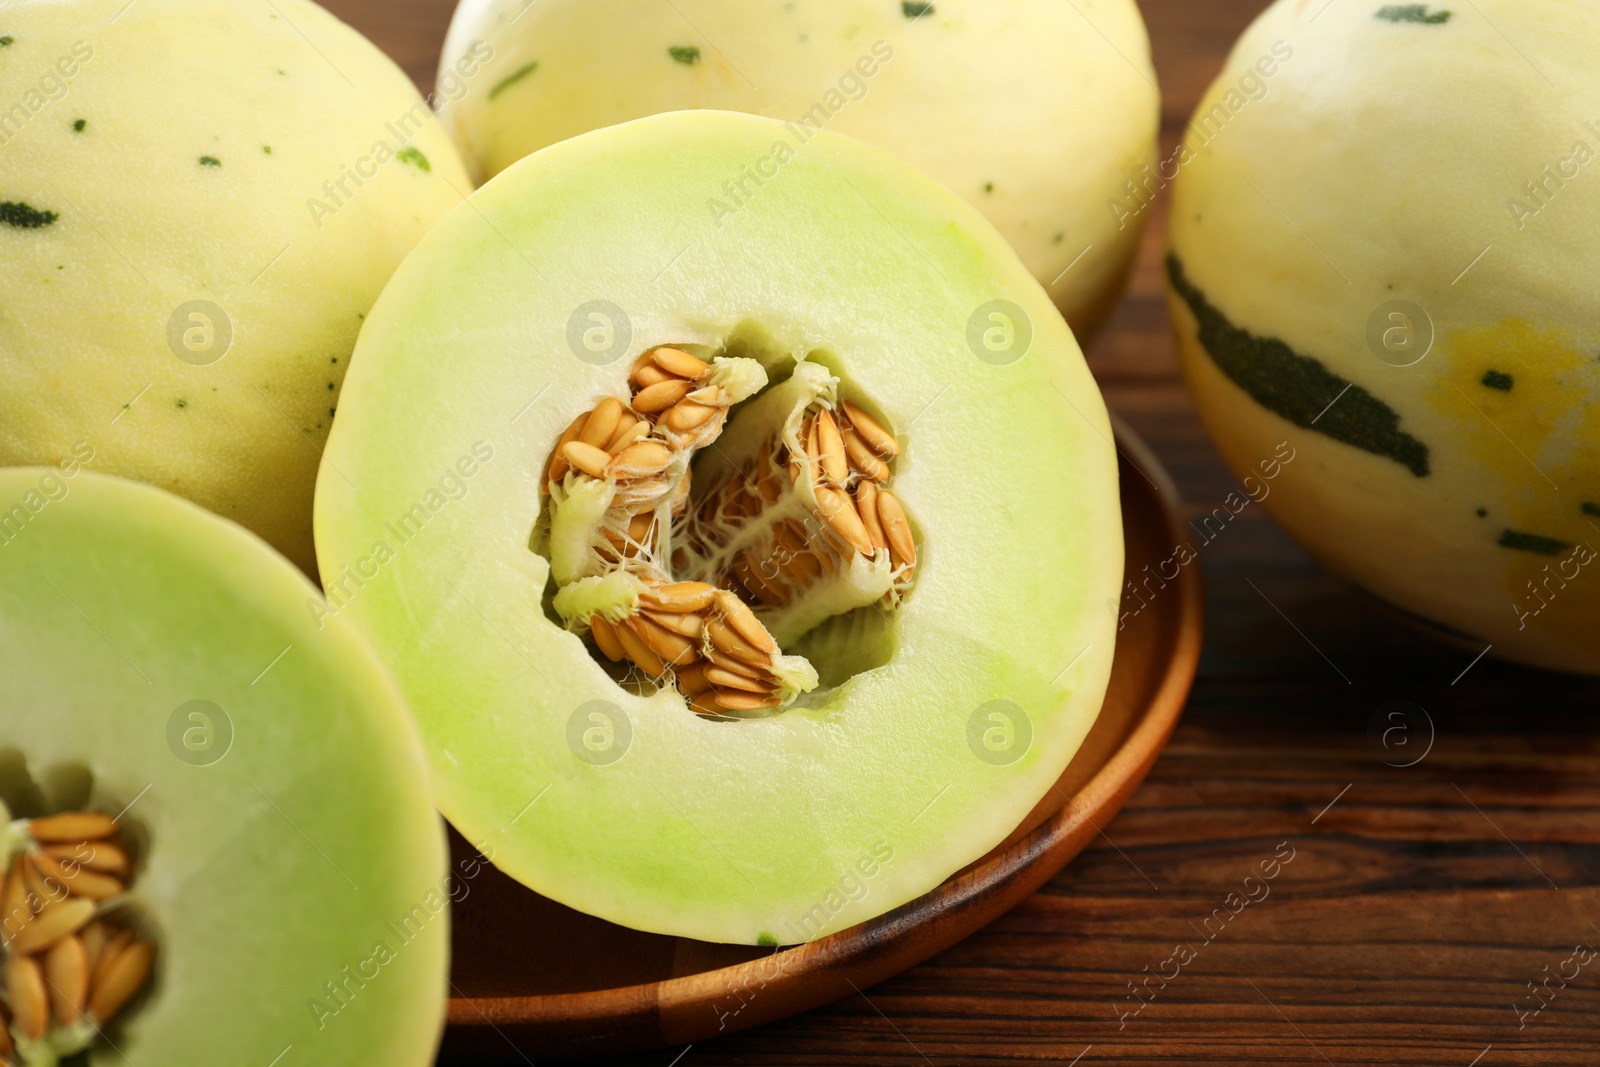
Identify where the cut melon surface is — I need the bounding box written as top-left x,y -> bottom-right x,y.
314,110 -> 1122,945
0,470 -> 448,1064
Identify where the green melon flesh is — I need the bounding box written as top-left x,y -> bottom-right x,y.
314,110 -> 1122,945
0,471 -> 448,1064
436,0 -> 1159,343
0,0 -> 473,574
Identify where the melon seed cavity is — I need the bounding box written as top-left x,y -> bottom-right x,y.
0,810 -> 154,1065
543,347 -> 916,717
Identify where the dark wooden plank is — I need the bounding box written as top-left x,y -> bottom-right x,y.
314,0 -> 1600,1062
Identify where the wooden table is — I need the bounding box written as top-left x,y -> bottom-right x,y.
325,1 -> 1600,1062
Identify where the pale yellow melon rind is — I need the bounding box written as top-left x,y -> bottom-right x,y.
1166,0 -> 1600,672
436,0 -> 1159,342
0,0 -> 473,573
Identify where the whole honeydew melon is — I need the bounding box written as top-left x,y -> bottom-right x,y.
0,0 -> 473,574
314,110 -> 1123,944
436,0 -> 1160,344
1167,0 -> 1600,673
0,470 -> 448,1065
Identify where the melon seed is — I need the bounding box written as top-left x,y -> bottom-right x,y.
633,363 -> 674,388
676,663 -> 715,697
44,933 -> 88,1025
1,857 -> 32,945
43,840 -> 131,878
545,411 -> 590,486
606,419 -> 650,454
841,400 -> 900,457
642,609 -> 702,638
578,397 -> 624,448
651,346 -> 710,380
5,953 -> 47,1040
631,614 -> 698,666
815,486 -> 874,556
21,854 -> 65,910
32,851 -> 124,900
705,615 -> 770,664
28,813 -> 116,843
562,440 -> 612,478
632,378 -> 692,414
856,480 -> 888,552
703,666 -> 772,694
79,920 -> 108,977
639,581 -> 717,613
815,409 -> 848,483
89,939 -> 153,1023
716,592 -> 777,653
588,615 -> 626,661
878,489 -> 916,566
11,897 -> 94,954
708,690 -> 782,712
842,425 -> 890,482
615,618 -> 668,676
662,400 -> 718,433
611,440 -> 672,475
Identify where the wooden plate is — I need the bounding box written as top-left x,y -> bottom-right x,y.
440,416 -> 1202,1062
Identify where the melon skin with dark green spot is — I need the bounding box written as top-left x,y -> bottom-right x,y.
1167,0 -> 1600,673
0,0 -> 472,575
436,0 -> 1159,344
0,470 -> 449,1064
313,110 -> 1123,945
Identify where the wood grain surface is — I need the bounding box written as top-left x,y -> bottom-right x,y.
318,0 -> 1600,1062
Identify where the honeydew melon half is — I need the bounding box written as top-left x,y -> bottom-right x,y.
314,110 -> 1122,944
0,0 -> 473,574
0,471 -> 448,1064
436,0 -> 1160,343
1167,0 -> 1600,673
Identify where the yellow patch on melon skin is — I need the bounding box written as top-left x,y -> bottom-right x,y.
1429,318 -> 1600,661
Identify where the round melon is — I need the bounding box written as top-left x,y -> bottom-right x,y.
1167,0 -> 1599,673
313,110 -> 1122,944
0,470 -> 448,1064
435,0 -> 1159,343
0,0 -> 474,574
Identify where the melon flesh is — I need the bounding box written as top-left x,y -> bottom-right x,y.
315,110 -> 1122,944
0,470 -> 448,1064
0,0 -> 473,574
436,0 -> 1159,342
1167,0 -> 1599,672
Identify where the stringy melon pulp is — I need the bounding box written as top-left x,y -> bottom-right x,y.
541,345 -> 921,717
